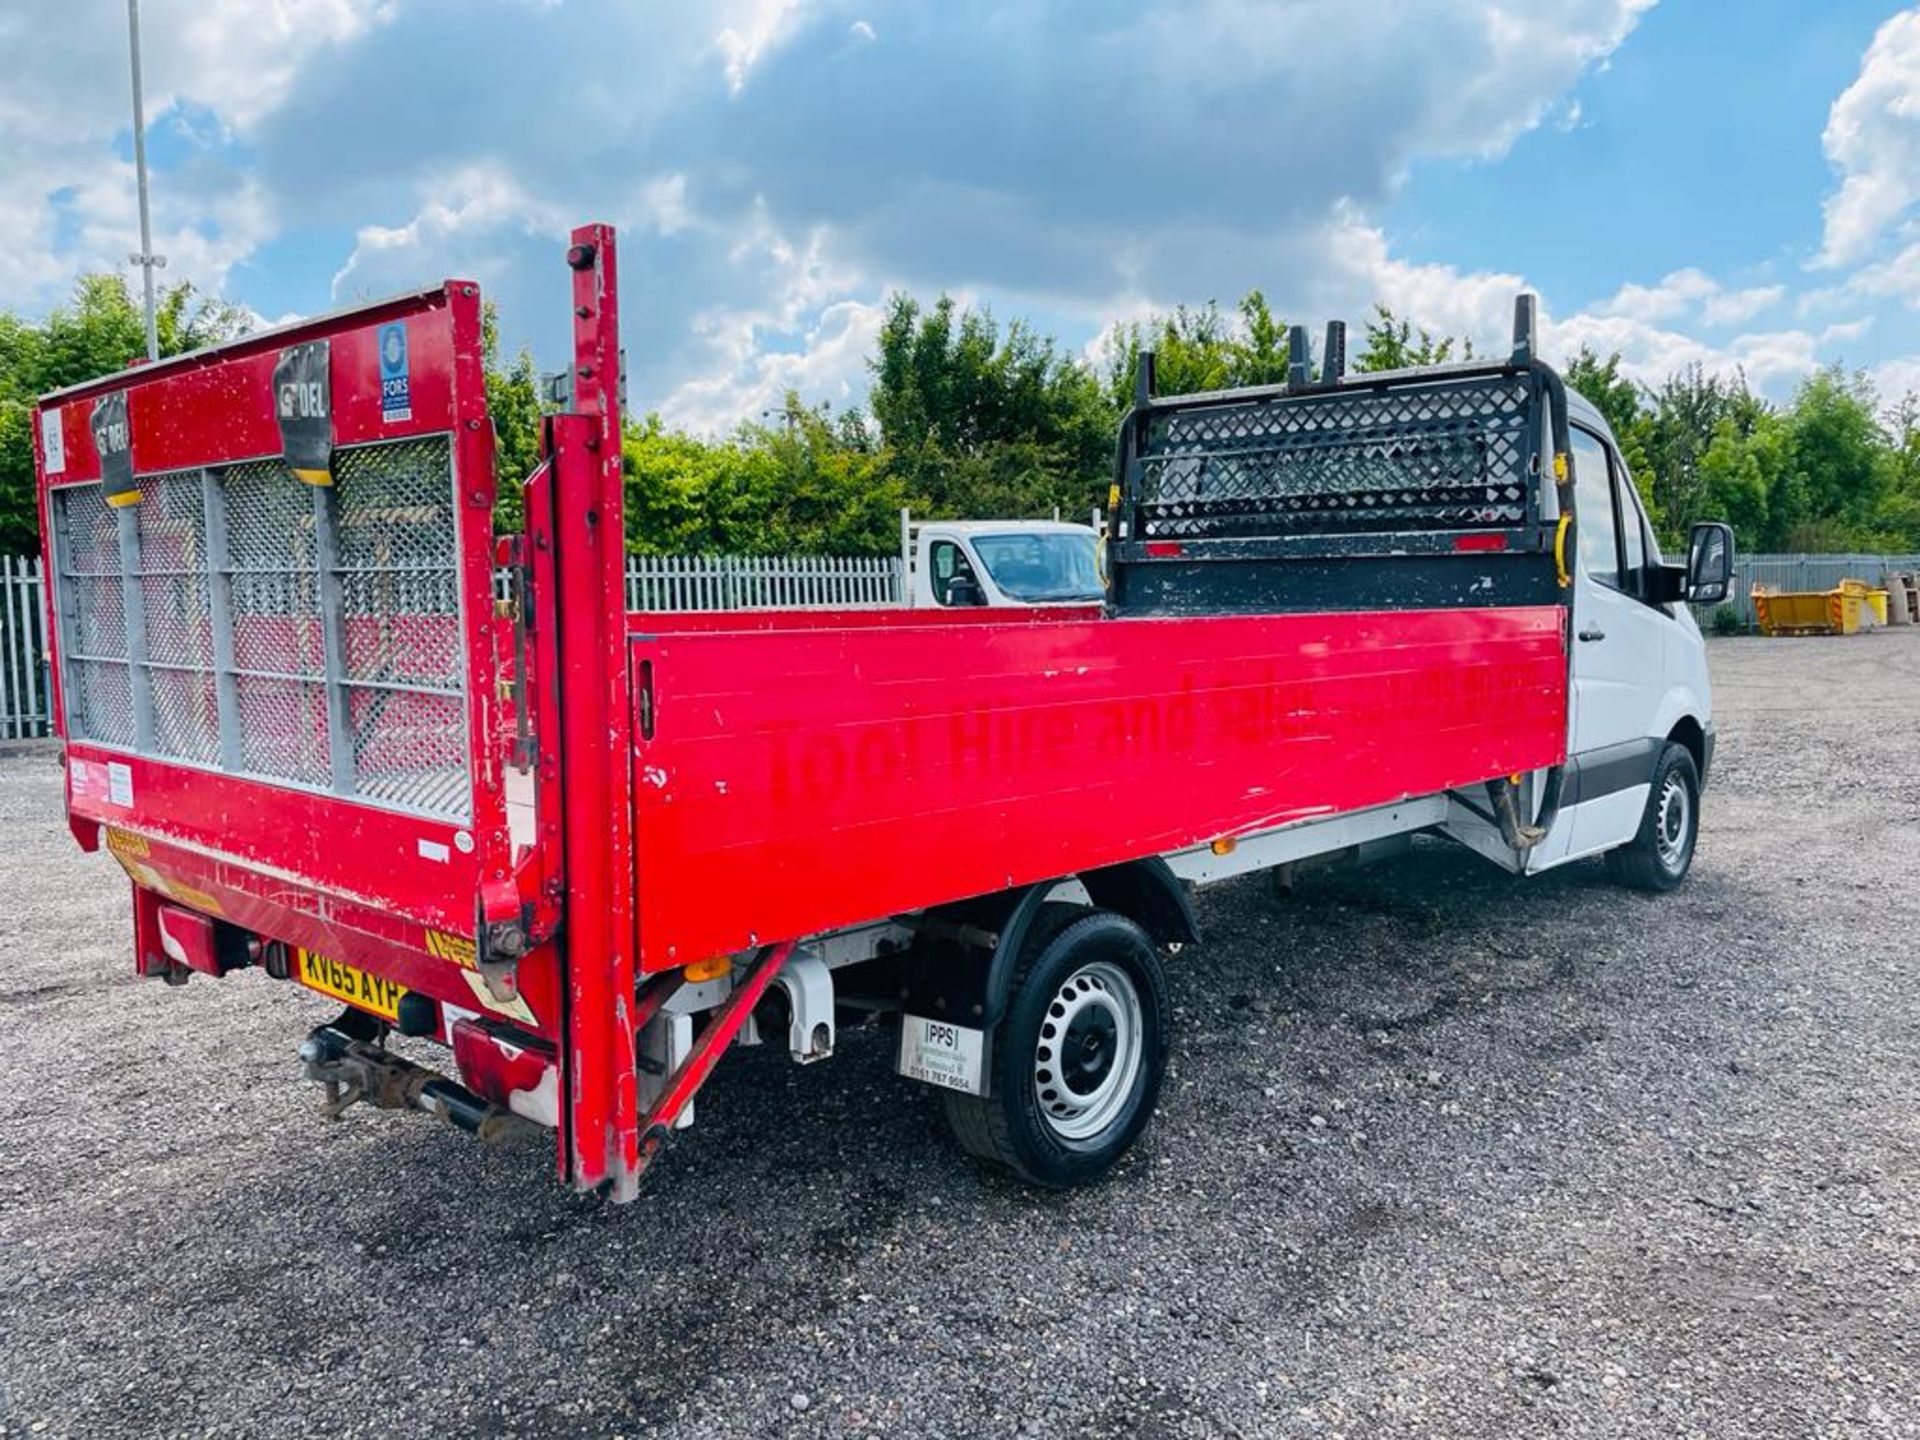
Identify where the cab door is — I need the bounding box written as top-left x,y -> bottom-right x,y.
1561,425 -> 1669,858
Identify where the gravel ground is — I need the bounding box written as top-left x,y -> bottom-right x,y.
1,632 -> 1917,1439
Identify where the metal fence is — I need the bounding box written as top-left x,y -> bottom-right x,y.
0,556 -> 50,739
1688,552 -> 1920,631
624,553 -> 901,612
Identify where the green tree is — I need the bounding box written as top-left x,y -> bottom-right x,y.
872,293 -> 1113,520
482,301 -> 542,531
622,396 -> 906,556
0,274 -> 248,553
1776,367 -> 1896,550
1638,365 -> 1765,541
1353,305 -> 1473,372
1564,347 -> 1660,531
1696,413 -> 1783,549
1103,291 -> 1294,406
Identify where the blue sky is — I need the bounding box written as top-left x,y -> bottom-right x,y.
5,0 -> 1920,430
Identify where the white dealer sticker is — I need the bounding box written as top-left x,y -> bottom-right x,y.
106,761 -> 134,808
40,410 -> 65,475
897,1015 -> 987,1096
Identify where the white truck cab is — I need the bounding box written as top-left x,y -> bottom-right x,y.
901,513 -> 1104,608
1445,388 -> 1724,890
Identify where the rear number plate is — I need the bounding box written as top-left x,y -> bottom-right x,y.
897,1016 -> 986,1096
295,949 -> 406,1022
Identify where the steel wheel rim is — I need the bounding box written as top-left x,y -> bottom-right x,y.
1033,959 -> 1144,1141
1655,772 -> 1691,872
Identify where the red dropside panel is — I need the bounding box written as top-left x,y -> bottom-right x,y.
629,605 -> 1567,969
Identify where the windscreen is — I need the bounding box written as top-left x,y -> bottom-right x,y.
971,532 -> 1103,602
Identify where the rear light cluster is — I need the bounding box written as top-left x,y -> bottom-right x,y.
133,892 -> 250,980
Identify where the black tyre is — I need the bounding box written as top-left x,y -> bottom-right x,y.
1604,742 -> 1700,893
943,909 -> 1171,1188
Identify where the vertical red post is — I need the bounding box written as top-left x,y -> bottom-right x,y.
552,224 -> 640,1197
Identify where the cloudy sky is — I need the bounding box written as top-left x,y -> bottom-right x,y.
5,0 -> 1920,430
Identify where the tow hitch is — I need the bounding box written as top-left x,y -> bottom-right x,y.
299,1016 -> 529,1143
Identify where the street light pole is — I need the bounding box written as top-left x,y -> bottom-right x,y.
126,0 -> 162,362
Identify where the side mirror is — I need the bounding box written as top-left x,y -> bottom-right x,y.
1686,521 -> 1735,605
945,573 -> 986,607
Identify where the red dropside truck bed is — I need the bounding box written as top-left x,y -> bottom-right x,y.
627,604 -> 1566,970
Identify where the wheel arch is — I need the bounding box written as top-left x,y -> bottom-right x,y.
1665,712 -> 1708,783
974,858 -> 1197,1029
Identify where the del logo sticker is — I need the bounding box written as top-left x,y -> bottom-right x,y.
379,322 -> 411,423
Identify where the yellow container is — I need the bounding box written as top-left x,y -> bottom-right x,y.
1753,588 -> 1833,635
1751,582 -> 1887,635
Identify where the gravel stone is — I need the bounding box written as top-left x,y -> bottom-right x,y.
0,633 -> 1917,1437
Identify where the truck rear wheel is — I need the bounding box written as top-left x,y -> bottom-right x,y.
1604,742 -> 1700,892
942,909 -> 1171,1188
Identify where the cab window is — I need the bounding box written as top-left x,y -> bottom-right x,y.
1570,427 -> 1619,590
929,539 -> 978,606
1618,482 -> 1647,584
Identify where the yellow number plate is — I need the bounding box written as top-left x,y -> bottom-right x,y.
295,949 -> 407,1022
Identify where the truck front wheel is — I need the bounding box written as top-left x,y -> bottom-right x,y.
943,910 -> 1171,1188
1604,742 -> 1700,892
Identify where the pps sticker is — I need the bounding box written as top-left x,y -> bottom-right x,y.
378,321 -> 411,423
90,392 -> 137,507
273,340 -> 333,486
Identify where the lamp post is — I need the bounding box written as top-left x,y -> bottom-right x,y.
126,0 -> 164,362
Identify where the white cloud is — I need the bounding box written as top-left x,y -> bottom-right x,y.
1871,354 -> 1920,408
1817,7 -> 1920,267
660,295 -> 887,434
1548,310 -> 1819,391
0,0 -> 395,310
716,0 -> 811,95
1592,268 -> 1784,328
1820,317 -> 1874,346
331,165 -> 572,301
1700,284 -> 1786,327
1845,239 -> 1920,306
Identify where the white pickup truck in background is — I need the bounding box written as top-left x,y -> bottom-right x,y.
900,510 -> 1104,607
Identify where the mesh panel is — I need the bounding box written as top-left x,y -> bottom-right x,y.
236,674 -> 331,788
348,687 -> 468,815
55,487 -> 128,660
47,436 -> 471,823
68,657 -> 135,747
1134,375 -> 1535,541
69,576 -> 128,659
334,438 -> 467,818
134,472 -> 220,763
59,484 -> 121,573
224,459 -> 324,675
148,668 -> 220,765
52,486 -> 133,743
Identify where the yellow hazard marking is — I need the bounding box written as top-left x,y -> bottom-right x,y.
105,827 -> 150,859
110,852 -> 227,917
105,490 -> 143,508
425,929 -> 477,968
290,468 -> 332,487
